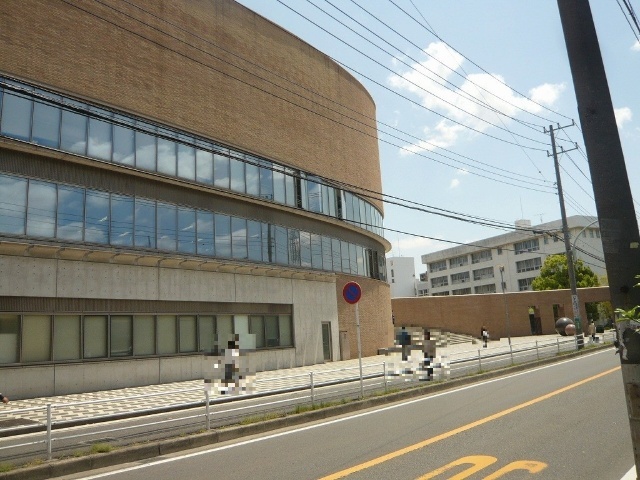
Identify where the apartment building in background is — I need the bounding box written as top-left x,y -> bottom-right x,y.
421,217 -> 605,297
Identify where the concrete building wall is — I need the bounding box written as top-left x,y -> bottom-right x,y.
386,257 -> 417,298
391,286 -> 610,339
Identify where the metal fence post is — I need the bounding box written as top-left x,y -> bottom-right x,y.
310,372 -> 315,407
574,335 -> 578,350
509,344 -> 514,364
478,350 -> 482,372
46,403 -> 52,460
383,362 -> 387,392
536,341 -> 540,361
205,390 -> 211,430
557,337 -> 560,354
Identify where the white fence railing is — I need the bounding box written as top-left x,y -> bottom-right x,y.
0,332 -> 615,463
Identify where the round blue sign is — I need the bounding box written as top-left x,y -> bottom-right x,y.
342,281 -> 362,304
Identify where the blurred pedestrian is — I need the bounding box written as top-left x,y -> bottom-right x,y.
588,321 -> 596,342
0,393 -> 9,404
481,326 -> 488,348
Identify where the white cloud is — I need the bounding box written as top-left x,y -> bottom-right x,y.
633,41 -> 640,52
450,178 -> 460,188
615,107 -> 633,128
389,41 -> 565,154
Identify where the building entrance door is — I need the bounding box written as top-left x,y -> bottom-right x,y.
321,322 -> 332,361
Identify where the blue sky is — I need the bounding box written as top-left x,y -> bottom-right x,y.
236,0 -> 640,274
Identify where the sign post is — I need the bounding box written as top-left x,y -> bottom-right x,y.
343,282 -> 363,399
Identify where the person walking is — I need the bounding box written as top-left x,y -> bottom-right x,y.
0,393 -> 9,404
481,326 -> 488,348
588,321 -> 596,342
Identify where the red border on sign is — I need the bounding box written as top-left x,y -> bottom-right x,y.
342,281 -> 362,304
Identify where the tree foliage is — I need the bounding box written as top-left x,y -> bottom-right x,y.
531,254 -> 600,291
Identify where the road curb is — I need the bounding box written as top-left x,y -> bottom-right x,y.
0,343 -> 613,480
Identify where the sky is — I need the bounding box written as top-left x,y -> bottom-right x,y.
236,0 -> 640,275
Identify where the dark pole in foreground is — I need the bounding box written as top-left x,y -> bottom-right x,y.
556,0 -> 640,475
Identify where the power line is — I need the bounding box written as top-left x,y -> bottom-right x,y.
59,0 -> 555,190
275,0 -> 554,150
388,0 -> 575,122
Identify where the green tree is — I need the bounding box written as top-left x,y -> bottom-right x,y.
531,254 -> 600,291
532,254 -> 601,322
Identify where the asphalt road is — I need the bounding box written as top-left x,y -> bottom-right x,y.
59,349 -> 633,480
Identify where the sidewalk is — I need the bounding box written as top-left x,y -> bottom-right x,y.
0,333 -> 602,433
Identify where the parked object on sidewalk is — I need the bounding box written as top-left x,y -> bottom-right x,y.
0,393 -> 8,404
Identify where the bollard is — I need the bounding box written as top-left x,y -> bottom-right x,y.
383,361 -> 388,392
310,372 -> 315,407
46,403 -> 52,460
205,390 -> 210,430
478,350 -> 482,372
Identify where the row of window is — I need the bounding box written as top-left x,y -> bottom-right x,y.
428,249 -> 493,273
518,278 -> 536,291
516,257 -> 542,273
430,283 -> 497,295
513,239 -> 540,255
0,173 -> 387,280
431,266 -> 496,288
0,313 -> 294,365
0,77 -> 383,236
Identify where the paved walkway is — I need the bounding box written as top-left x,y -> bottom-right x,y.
0,333 -> 609,433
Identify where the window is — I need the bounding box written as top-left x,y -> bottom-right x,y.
85,189 -> 109,244
0,315 -> 19,364
57,185 -> 85,241
431,275 -> 448,288
157,315 -> 177,354
432,291 -> 450,296
247,220 -> 263,262
22,315 -> 51,362
179,316 -> 197,353
452,287 -> 471,295
178,207 -> 196,254
133,315 -> 155,355
449,255 -> 468,268
110,195 -> 134,246
213,151 -> 230,189
428,260 -> 447,272
27,180 -> 56,238
135,122 -> 156,171
451,271 -> 470,284
473,267 -> 494,281
516,257 -> 542,273
474,284 -> 497,294
231,217 -> 247,259
61,106 -> 87,155
0,174 -> 27,235
216,315 -> 233,346
87,110 -> 112,161
196,210 -> 214,256
84,315 -> 107,358
198,316 -> 215,353
249,316 -> 265,348
110,316 -> 133,357
2,90 -> 33,142
157,202 -> 177,251
54,315 -> 80,361
177,135 -> 196,180
513,238 -> 539,254
497,247 -> 503,255
471,250 -> 492,264
32,92 -> 61,148
134,198 -> 156,248
518,278 -> 535,291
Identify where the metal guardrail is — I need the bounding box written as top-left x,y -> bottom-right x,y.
0,332 -> 615,462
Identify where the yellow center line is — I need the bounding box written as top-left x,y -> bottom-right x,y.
319,366 -> 620,480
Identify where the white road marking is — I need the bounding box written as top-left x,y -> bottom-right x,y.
73,350 -> 611,479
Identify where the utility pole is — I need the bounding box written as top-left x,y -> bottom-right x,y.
546,124 -> 583,345
557,0 -> 640,475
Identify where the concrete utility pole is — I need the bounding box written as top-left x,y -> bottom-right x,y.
546,124 -> 583,344
556,0 -> 640,476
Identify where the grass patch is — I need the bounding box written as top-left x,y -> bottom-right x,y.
239,411 -> 286,425
90,443 -> 114,454
0,463 -> 14,473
